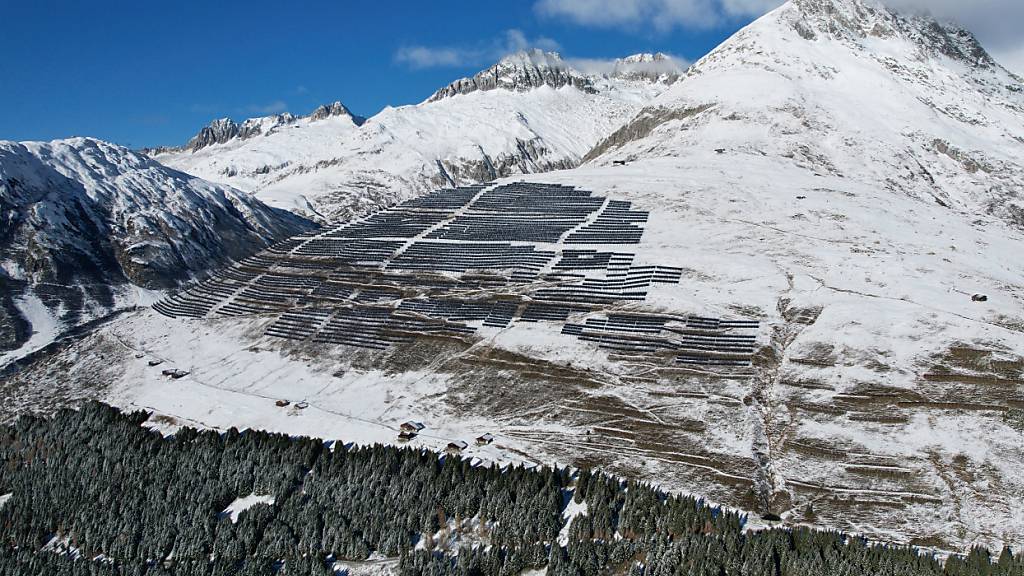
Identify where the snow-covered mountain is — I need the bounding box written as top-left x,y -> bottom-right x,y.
0,137 -> 313,361
152,50 -> 682,221
147,101 -> 364,156
587,0 -> 1024,227
427,49 -> 598,100
7,0 -> 1024,557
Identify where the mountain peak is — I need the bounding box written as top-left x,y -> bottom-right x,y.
309,100 -> 364,123
618,52 -> 671,64
175,101 -> 360,153
428,50 -> 593,102
428,49 -> 685,103
781,0 -> 995,67
609,52 -> 686,82
497,49 -> 568,69
185,117 -> 240,151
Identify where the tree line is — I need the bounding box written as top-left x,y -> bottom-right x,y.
0,401 -> 1020,576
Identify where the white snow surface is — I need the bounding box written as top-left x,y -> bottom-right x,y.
2,294 -> 61,364
220,494 -> 275,523
558,496 -> 589,546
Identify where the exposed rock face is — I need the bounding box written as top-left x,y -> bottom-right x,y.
428,51 -> 687,102
186,114 -> 295,152
0,137 -> 314,354
309,101 -> 362,123
583,104 -> 716,162
187,118 -> 244,151
159,101 -> 363,154
608,53 -> 686,83
786,0 -> 996,66
428,50 -> 597,101
435,137 -> 580,186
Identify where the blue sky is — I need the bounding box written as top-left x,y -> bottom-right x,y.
3,0 -> 1020,149
0,0 -> 757,148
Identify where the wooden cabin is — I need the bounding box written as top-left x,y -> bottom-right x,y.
400,421 -> 425,433
475,433 -> 494,446
446,440 -> 468,455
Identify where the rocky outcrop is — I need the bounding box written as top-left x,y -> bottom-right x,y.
429,50 -> 596,101
428,51 -> 685,103
186,113 -> 297,152
608,53 -> 686,83
583,104 -> 716,162
786,0 -> 996,67
187,118 -> 244,151
309,101 -> 364,124
437,137 -> 580,184
163,101 -> 362,154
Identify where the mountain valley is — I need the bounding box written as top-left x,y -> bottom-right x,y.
1,0 -> 1023,570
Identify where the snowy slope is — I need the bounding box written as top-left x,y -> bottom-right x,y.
6,0 -> 1024,557
153,51 -> 681,221
560,0 -> 1024,550
18,158 -> 1024,554
587,0 -> 1024,227
149,103 -> 364,218
0,137 -> 313,363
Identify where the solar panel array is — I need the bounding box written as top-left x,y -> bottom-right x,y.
153,182 -> 760,368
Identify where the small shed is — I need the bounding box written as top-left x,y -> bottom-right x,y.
475,433 -> 494,446
161,369 -> 189,379
612,160 -> 628,166
148,359 -> 163,367
400,421 -> 425,433
275,399 -> 290,407
397,430 -> 418,442
446,440 -> 468,455
972,293 -> 989,302
295,401 -> 309,410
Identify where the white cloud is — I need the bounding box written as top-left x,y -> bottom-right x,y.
503,29 -> 561,53
395,46 -> 467,69
567,53 -> 691,75
395,29 -> 561,69
885,0 -> 1024,71
992,45 -> 1024,76
533,0 -> 779,31
719,0 -> 783,17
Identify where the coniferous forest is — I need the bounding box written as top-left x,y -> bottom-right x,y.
0,402 -> 1020,576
